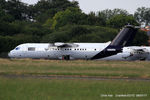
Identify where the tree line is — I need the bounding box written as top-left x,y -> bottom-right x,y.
0,0 -> 150,57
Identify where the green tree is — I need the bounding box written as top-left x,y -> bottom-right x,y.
86,12 -> 97,25
41,25 -> 118,43
5,0 -> 28,20
134,7 -> 150,26
106,14 -> 138,28
133,30 -> 149,46
0,0 -> 6,9
33,0 -> 79,23
98,8 -> 129,21
50,7 -> 83,29
86,12 -> 105,26
0,10 -> 13,22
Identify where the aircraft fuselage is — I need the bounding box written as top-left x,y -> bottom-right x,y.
8,43 -> 150,60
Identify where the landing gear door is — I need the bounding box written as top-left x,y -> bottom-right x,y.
62,55 -> 70,60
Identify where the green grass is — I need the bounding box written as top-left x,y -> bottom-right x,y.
0,59 -> 150,100
0,59 -> 150,78
0,77 -> 150,100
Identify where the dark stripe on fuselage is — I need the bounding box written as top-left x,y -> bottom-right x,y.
91,46 -> 122,60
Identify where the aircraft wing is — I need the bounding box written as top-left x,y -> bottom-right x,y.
54,43 -> 79,48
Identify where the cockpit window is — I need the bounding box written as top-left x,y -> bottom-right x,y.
15,47 -> 20,50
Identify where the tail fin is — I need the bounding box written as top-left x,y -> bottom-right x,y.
91,25 -> 138,60
110,25 -> 137,47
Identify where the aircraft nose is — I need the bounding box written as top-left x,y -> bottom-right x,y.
8,51 -> 13,58
8,52 -> 11,58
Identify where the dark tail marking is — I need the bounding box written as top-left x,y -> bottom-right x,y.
91,25 -> 138,60
110,25 -> 137,47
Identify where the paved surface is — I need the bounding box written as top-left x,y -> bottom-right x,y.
1,74 -> 150,81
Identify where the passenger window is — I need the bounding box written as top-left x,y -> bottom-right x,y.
28,47 -> 35,51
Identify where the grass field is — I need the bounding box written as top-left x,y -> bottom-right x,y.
0,77 -> 150,100
0,59 -> 150,78
0,59 -> 150,100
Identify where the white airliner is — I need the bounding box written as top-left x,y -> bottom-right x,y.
9,25 -> 150,60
